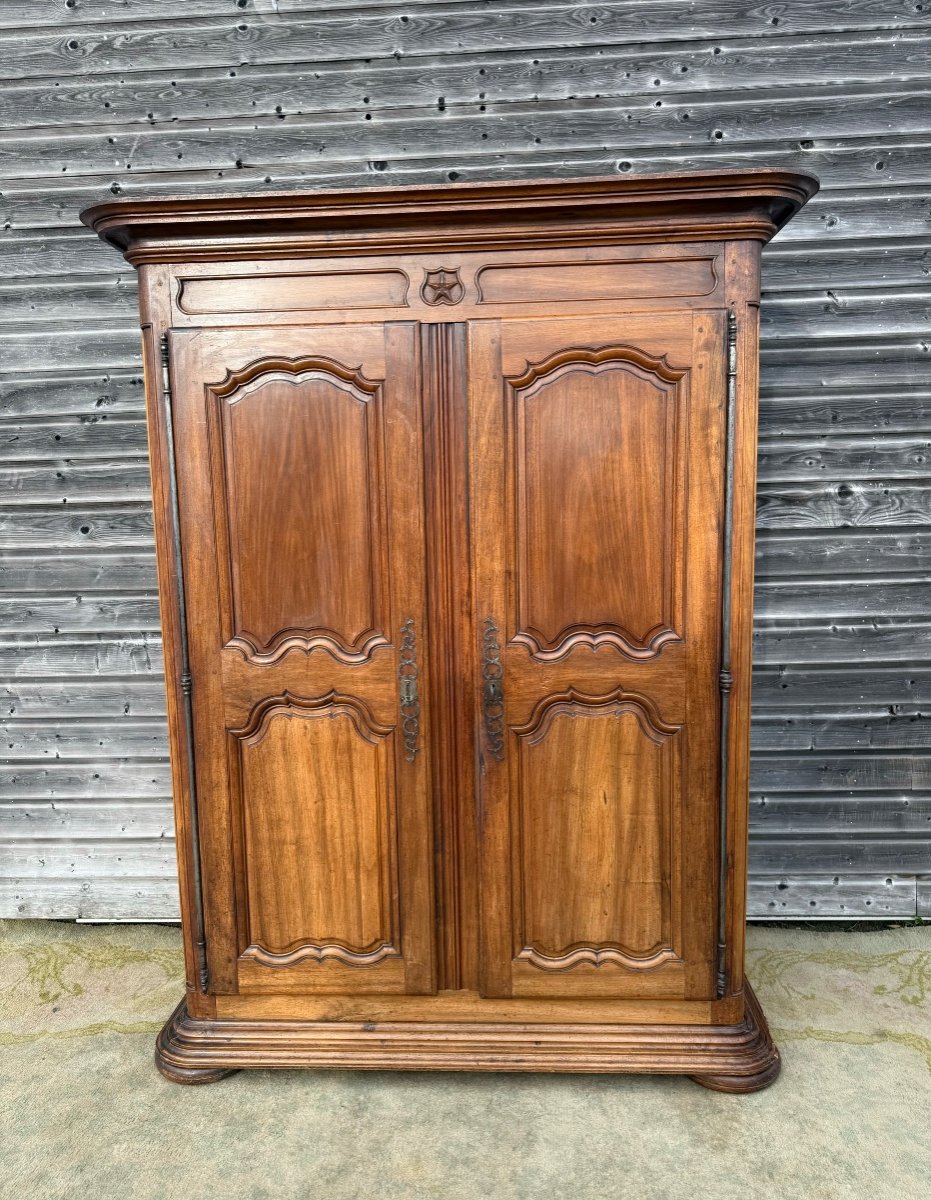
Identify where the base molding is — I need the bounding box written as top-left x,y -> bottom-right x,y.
155,983 -> 779,1091
690,1054 -> 781,1093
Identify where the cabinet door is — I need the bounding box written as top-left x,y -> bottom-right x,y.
469,312 -> 725,999
167,322 -> 435,995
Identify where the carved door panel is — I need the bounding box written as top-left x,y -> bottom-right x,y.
469,312 -> 726,999
167,323 -> 435,996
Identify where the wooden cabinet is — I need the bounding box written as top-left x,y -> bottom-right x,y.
82,169 -> 817,1089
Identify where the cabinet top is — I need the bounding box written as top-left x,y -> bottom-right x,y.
80,167 -> 818,266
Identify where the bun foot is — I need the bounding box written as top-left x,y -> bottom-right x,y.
690,1049 -> 781,1093
155,1053 -> 239,1085
155,1000 -> 239,1084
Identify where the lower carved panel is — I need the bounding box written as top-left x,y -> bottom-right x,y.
229,692 -> 400,969
515,944 -> 678,972
513,690 -> 682,975
240,941 -> 398,969
155,985 -> 780,1091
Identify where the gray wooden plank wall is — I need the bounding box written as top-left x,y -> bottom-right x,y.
1,0 -> 930,922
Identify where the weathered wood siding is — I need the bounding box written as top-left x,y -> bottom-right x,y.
1,1 -> 929,921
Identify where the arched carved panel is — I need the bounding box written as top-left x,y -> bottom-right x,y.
206,355 -> 390,665
514,686 -> 680,746
232,689 -> 393,744
507,345 -> 688,662
512,687 -> 683,971
229,691 -> 400,969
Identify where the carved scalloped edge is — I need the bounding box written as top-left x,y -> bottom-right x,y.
514,686 -> 680,747
230,689 -> 393,746
516,944 -> 680,972
241,939 -> 399,969
226,628 -> 390,666
207,353 -> 379,401
153,984 -> 780,1090
512,624 -> 680,663
509,342 -> 687,395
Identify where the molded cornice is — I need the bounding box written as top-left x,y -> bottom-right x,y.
80,168 -> 819,266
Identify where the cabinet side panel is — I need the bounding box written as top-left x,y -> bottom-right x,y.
723,241 -> 763,996
138,266 -> 205,1004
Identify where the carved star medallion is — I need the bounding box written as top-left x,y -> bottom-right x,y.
421,267 -> 464,306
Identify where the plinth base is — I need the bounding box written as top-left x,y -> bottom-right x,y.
155,983 -> 779,1092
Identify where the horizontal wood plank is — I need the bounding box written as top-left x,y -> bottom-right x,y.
0,837 -> 177,877
756,481 -> 931,529
0,761 -> 171,800
0,877 -> 180,920
0,370 -> 144,419
0,595 -> 159,633
750,752 -> 931,793
749,794 -> 931,834
752,666 -> 931,708
751,715 -> 931,752
0,323 -> 142,370
753,621 -> 931,665
2,720 -> 168,758
755,530 -> 931,577
758,433 -> 931,483
759,388 -> 931,436
0,0 -> 444,24
0,418 -> 148,463
2,681 -> 167,718
0,549 -> 155,592
749,837 -> 931,874
2,90 -> 931,184
0,635 -> 162,676
0,799 -> 173,838
755,582 -> 931,620
747,874 -> 917,919
1,462 -> 153,504
2,2 -> 927,81
0,552 -> 157,592
0,504 -> 154,549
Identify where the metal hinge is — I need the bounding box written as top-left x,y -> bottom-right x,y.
716,308 -> 738,998
160,334 -> 209,995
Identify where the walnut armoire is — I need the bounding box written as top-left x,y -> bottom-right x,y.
82,169 -> 818,1090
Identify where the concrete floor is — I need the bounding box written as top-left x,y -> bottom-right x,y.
1,920 -> 929,1200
